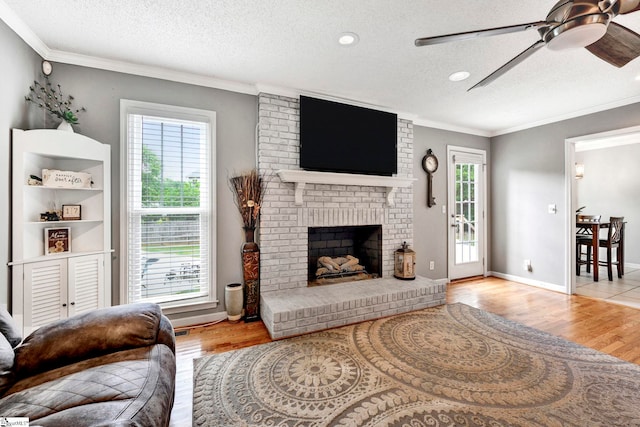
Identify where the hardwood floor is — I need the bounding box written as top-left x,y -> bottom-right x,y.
169,276 -> 640,425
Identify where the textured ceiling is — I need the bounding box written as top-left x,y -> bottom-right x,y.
3,0 -> 640,136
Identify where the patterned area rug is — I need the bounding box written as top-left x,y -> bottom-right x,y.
193,303 -> 640,426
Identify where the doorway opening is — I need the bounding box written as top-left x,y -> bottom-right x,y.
565,125 -> 640,306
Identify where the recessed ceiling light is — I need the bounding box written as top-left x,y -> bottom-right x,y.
449,71 -> 470,82
635,74 -> 640,81
338,32 -> 359,46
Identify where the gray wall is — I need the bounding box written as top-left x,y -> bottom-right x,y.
492,103 -> 640,286
1,21 -> 258,315
0,20 -> 43,309
576,143 -> 640,264
49,64 -> 258,315
413,125 -> 490,279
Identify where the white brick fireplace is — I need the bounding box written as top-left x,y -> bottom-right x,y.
257,93 -> 446,338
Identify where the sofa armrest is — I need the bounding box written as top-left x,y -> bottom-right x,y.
13,303 -> 171,378
157,314 -> 176,354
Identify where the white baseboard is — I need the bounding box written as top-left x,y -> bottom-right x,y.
489,271 -> 565,293
625,262 -> 640,270
168,311 -> 228,328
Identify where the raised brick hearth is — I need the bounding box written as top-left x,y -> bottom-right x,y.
256,93 -> 446,338
262,277 -> 446,339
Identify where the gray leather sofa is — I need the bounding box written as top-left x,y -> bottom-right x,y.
0,302 -> 176,426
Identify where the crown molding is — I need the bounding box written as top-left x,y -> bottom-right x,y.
412,117 -> 492,137
491,93 -> 640,137
0,0 -> 49,57
47,50 -> 258,95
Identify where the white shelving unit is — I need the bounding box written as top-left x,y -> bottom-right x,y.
10,129 -> 112,334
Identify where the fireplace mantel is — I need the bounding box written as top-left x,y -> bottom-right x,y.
277,169 -> 416,207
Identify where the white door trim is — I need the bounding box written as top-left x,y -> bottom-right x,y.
564,124 -> 640,295
447,145 -> 488,281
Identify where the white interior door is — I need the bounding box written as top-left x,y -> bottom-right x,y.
447,147 -> 486,280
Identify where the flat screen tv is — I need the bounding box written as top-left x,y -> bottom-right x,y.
299,96 -> 397,176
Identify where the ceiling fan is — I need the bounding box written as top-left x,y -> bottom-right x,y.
415,0 -> 640,90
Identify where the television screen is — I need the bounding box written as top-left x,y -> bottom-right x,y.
299,96 -> 397,176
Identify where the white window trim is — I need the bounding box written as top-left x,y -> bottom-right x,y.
119,99 -> 218,312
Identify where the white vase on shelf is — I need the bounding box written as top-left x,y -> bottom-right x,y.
57,121 -> 74,132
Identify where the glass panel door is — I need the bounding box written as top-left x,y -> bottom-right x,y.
448,148 -> 485,280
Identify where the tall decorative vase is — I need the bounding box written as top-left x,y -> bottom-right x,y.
242,227 -> 260,322
225,283 -> 244,323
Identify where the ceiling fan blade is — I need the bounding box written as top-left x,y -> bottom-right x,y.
415,21 -> 547,47
618,0 -> 640,13
468,40 -> 546,90
585,22 -> 640,67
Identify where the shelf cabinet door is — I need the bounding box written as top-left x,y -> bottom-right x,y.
68,254 -> 105,316
18,254 -> 105,335
23,259 -> 67,335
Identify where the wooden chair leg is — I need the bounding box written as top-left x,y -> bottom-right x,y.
617,246 -> 624,277
576,242 -> 581,276
586,245 -> 592,273
607,247 -> 613,281
617,246 -> 623,278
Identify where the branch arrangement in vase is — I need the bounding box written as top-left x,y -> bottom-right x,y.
229,169 -> 268,229
25,77 -> 86,125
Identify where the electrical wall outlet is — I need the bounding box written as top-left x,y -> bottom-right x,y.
524,259 -> 532,272
429,261 -> 435,270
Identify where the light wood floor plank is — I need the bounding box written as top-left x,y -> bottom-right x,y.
169,276 -> 640,425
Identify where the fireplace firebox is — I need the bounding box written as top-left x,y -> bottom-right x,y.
307,225 -> 382,286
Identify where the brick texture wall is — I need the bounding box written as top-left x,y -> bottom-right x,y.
257,93 -> 414,293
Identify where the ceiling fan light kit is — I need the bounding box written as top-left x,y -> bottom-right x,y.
544,15 -> 609,50
415,0 -> 640,88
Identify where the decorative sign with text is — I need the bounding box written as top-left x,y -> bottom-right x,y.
42,169 -> 92,189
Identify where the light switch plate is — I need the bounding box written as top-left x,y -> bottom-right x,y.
548,204 -> 557,214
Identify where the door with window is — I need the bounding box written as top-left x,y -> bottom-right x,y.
447,147 -> 486,280
121,100 -> 216,308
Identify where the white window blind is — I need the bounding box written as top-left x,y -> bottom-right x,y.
123,103 -> 214,306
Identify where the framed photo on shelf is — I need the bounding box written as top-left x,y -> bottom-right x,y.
44,227 -> 71,255
62,204 -> 81,220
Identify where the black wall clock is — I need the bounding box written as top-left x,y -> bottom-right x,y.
421,149 -> 438,207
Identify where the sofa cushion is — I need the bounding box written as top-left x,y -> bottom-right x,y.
13,303 -> 163,378
0,344 -> 175,427
0,333 -> 15,395
0,307 -> 22,348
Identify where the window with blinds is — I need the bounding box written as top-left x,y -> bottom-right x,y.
122,101 -> 215,307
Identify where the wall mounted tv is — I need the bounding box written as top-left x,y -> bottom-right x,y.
299,96 -> 397,176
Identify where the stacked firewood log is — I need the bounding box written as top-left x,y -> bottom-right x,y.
315,255 -> 365,277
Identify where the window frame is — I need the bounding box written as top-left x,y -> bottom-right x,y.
119,99 -> 217,313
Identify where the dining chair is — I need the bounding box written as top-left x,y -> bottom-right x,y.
576,214 -> 601,275
597,216 -> 625,281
